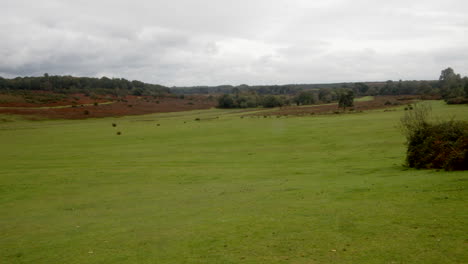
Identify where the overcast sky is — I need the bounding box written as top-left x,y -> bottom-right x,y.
1,0 -> 467,86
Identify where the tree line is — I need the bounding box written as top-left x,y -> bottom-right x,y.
1,67 -> 466,105
216,67 -> 468,108
174,68 -> 468,101
217,89 -> 356,109
173,80 -> 441,96
438,67 -> 468,104
0,74 -> 170,96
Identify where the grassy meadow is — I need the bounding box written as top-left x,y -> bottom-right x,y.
0,101 -> 467,263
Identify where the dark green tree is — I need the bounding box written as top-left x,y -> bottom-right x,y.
218,94 -> 235,108
338,89 -> 354,110
353,82 -> 369,95
294,91 -> 315,105
464,77 -> 468,98
261,95 -> 283,108
439,67 -> 464,99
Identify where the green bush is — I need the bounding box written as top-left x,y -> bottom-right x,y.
261,95 -> 283,108
401,103 -> 468,170
218,94 -> 235,108
446,97 -> 468,104
406,121 -> 468,170
294,91 -> 315,105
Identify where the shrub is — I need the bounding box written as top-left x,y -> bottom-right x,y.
83,110 -> 89,115
400,103 -> 468,170
406,121 -> 468,170
112,123 -> 117,127
400,103 -> 431,141
261,95 -> 283,108
338,89 -> 354,110
116,131 -> 121,135
218,94 -> 235,108
446,97 -> 468,105
294,91 -> 315,105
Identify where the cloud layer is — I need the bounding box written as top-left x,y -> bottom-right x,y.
1,0 -> 467,86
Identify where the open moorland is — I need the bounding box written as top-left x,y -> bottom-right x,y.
247,95 -> 421,117
0,92 -> 216,119
1,100 -> 467,264
0,92 -> 434,120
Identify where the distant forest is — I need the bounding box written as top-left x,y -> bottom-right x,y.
1,68 -> 467,105
172,80 -> 440,96
0,74 -> 170,97
179,67 -> 468,108
172,69 -> 466,99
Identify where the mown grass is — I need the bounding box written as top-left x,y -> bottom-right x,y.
0,101 -> 467,264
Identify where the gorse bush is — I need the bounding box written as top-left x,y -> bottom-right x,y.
400,103 -> 468,170
406,121 -> 468,170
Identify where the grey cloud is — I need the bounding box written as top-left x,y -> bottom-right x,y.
1,0 -> 468,85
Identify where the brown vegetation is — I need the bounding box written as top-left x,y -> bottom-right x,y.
248,95 -> 421,117
0,93 -> 216,119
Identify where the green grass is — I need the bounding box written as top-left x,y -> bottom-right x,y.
355,96 -> 374,102
0,101 -> 467,264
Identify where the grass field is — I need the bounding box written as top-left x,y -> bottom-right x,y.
1,101 -> 467,263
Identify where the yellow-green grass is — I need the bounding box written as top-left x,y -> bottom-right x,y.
0,101 -> 467,263
355,96 -> 374,102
